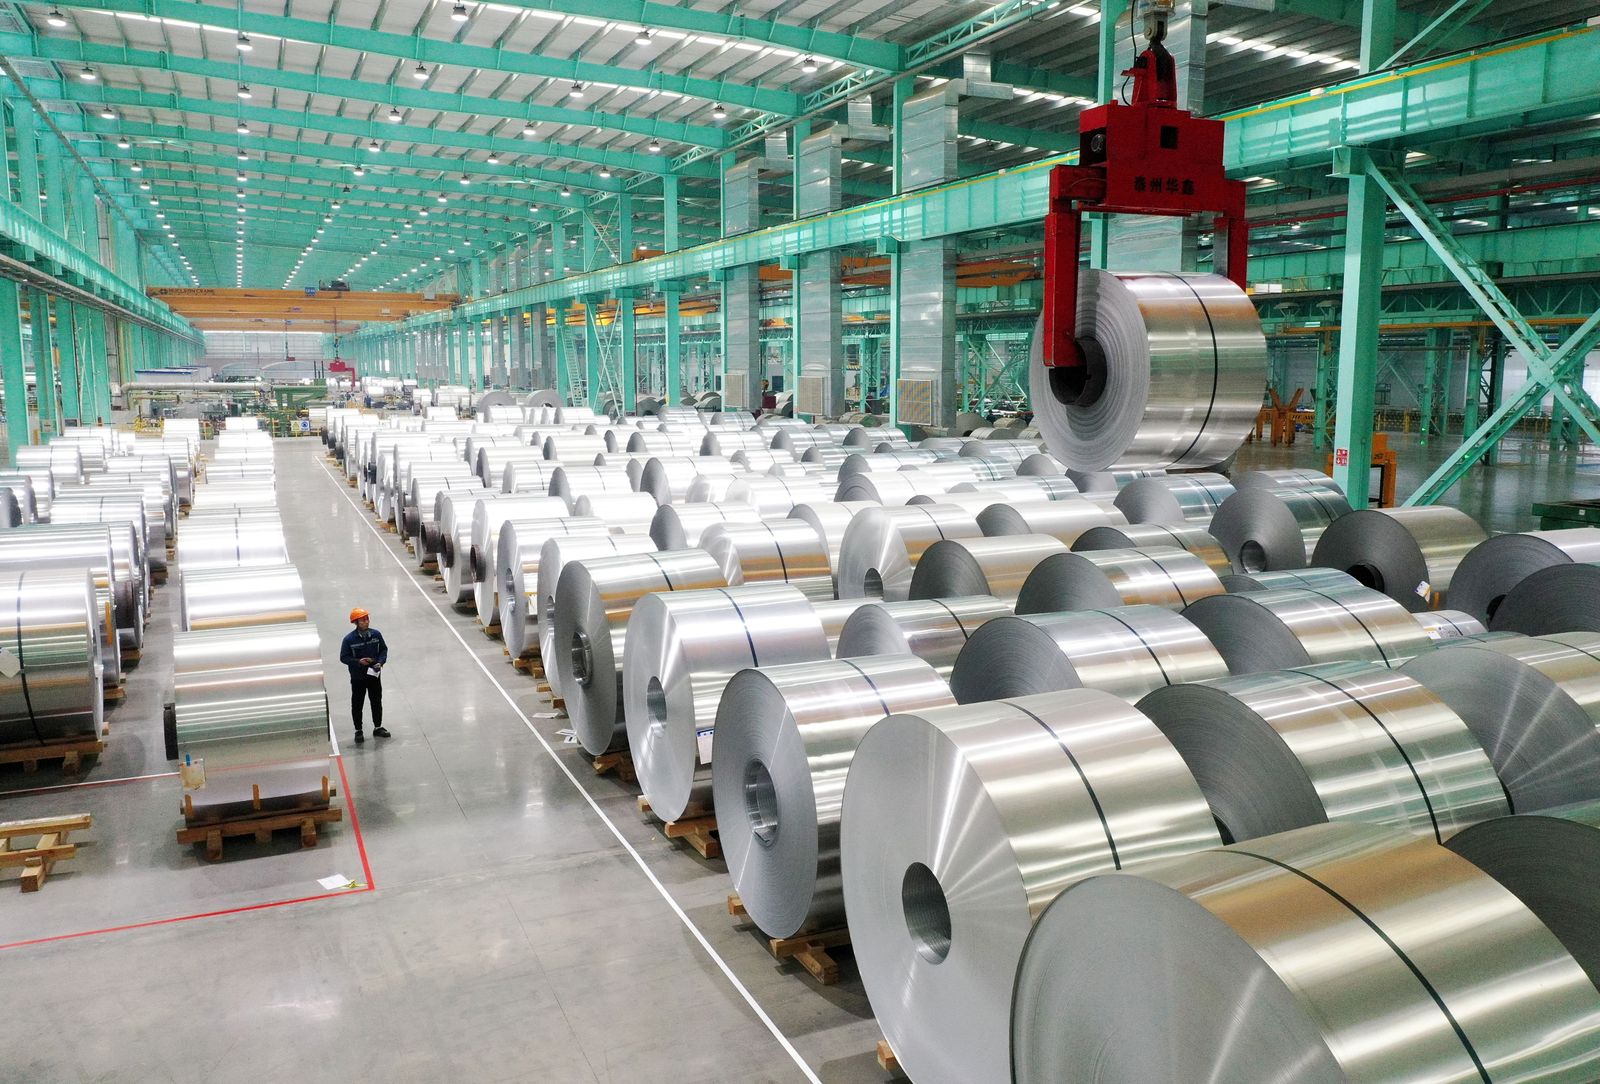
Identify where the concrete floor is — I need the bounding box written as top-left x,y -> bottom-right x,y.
0,439 -> 879,1084
3,428 -> 1595,1083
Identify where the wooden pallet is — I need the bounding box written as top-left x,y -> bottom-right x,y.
177,805 -> 342,862
121,647 -> 142,663
512,656 -> 544,676
592,751 -> 636,785
637,796 -> 719,859
877,1040 -> 901,1075
151,568 -> 169,586
481,623 -> 502,641
0,737 -> 104,775
0,813 -> 92,892
726,895 -> 849,984
103,686 -> 126,704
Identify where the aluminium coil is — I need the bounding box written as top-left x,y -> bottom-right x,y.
1447,528 -> 1600,623
624,585 -> 829,820
958,439 -> 1039,464
170,622 -> 332,824
701,521 -> 833,601
49,491 -> 157,576
1016,546 -> 1224,614
684,470 -> 763,503
626,431 -> 703,457
501,459 -> 565,497
1401,633 -> 1600,812
400,466 -> 475,539
907,534 -> 1069,607
0,569 -> 104,745
1072,521 -> 1231,577
786,502 -> 873,589
800,447 -> 850,470
832,470 -> 949,507
470,499 -> 572,626
1009,822 -> 1600,1084
950,605 -> 1227,705
640,456 -> 735,505
1311,506 -> 1489,613
724,477 -> 836,518
554,549 -> 728,755
949,476 -> 1079,502
650,502 -> 763,551
536,535 -> 660,691
837,450 -> 939,481
732,449 -> 786,473
1234,467 -> 1345,495
548,465 -> 633,510
1138,662 -> 1507,844
417,483 -> 491,569
175,516 -> 288,574
1027,271 -> 1266,471
542,433 -> 609,464
1490,562 -> 1600,635
836,595 -> 1011,679
572,490 -> 657,535
848,426 -> 908,448
1066,467 -> 1162,493
1112,471 -> 1235,526
977,497 -> 1125,546
475,446 -> 546,489
1217,566 -> 1361,594
494,516 -> 610,660
835,504 -> 982,601
840,689 -> 1219,1084
712,655 -> 955,939
810,597 -> 874,656
901,460 -> 1016,490
179,564 -> 307,632
1447,801 -> 1600,989
1208,485 -> 1353,572
1414,608 -> 1489,642
1184,584 -> 1434,673
1017,452 -> 1067,476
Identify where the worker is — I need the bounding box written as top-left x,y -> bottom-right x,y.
339,607 -> 390,744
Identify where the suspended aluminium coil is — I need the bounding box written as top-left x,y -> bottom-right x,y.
1027,271 -> 1267,471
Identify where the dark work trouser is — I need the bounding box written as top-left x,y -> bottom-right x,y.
351,673 -> 383,731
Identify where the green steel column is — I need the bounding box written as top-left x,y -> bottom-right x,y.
1331,148 -> 1385,505
663,287 -> 682,404
583,299 -> 602,410
28,290 -> 57,439
1360,0 -> 1399,70
38,135 -> 67,234
10,101 -> 42,221
471,321 -> 485,390
1420,328 -> 1445,448
582,215 -> 598,272
445,322 -> 458,384
0,279 -> 29,458
887,242 -> 902,426
663,175 -> 680,253
619,291 -> 637,411
617,194 -> 634,267
554,305 -> 572,402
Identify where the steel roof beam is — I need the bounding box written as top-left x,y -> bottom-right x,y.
33,0 -> 804,114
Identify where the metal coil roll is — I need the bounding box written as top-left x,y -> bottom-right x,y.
699,430 -> 769,457
722,476 -> 834,518
536,535 -> 660,689
810,597 -> 873,655
786,501 -> 872,591
769,428 -> 838,458
799,447 -> 850,469
0,472 -> 40,522
907,534 -> 1069,606
475,446 -> 545,489
625,431 -> 702,457
1072,521 -> 1231,577
950,605 -> 1227,704
542,433 -> 608,464
1139,662 -> 1507,844
1208,485 -> 1353,572
701,521 -> 833,600
2,524 -> 136,658
768,463 -> 836,486
976,497 -> 1124,546
708,410 -> 756,430
170,622 -> 332,824
950,476 -> 1079,502
640,456 -> 730,505
1414,608 -> 1489,642
731,449 -> 786,472
500,458 -> 564,496
553,549 -> 728,755
624,585 -> 829,820
179,565 -> 307,632
1235,467 -> 1344,495
400,467 -> 474,539
1017,452 -> 1066,476
901,461 -> 1017,491
569,495 -> 662,540
50,492 -> 155,576
1217,566 -> 1361,594
1111,472 -> 1235,526
0,569 -> 104,745
1016,546 -> 1224,614
830,471 -> 945,506
713,656 -> 955,939
1447,528 -> 1600,623
417,483 -> 490,568
1028,271 -> 1265,470
1184,584 -> 1434,673
684,469 -> 762,503
1311,506 -> 1489,613
849,426 -> 908,448
175,517 -> 289,573
1401,634 -> 1600,812
835,504 -> 982,601
841,689 -> 1219,1084
439,494 -> 517,604
93,468 -> 175,540
1066,467 -> 1162,493
548,465 -> 632,509
649,502 -> 763,550
1490,562 -> 1600,634
469,499 -> 571,625
1010,822 -> 1600,1084
836,596 -> 1011,678
837,450 -> 939,481
190,480 -> 278,512
494,516 -> 610,659
1447,801 -> 1600,988
958,439 -> 1039,465
553,405 -> 598,426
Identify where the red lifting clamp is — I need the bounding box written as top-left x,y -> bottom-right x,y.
1041,11 -> 1249,372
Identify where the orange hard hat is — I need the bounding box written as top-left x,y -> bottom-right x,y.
349,608 -> 370,623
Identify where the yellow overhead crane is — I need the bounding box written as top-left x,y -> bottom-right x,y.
146,287 -> 459,332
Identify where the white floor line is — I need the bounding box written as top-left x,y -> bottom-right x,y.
317,456 -> 822,1084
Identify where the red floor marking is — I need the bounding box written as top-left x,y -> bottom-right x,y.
0,755 -> 377,952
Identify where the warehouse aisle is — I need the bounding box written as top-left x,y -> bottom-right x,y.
2,439 -> 882,1084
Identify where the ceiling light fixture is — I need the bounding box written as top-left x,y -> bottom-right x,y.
436,194 -> 447,204
800,56 -> 818,74
46,7 -> 68,27
236,121 -> 250,134
458,174 -> 470,185
451,1 -> 469,20
98,106 -> 115,120
116,136 -> 131,149
388,107 -> 403,122
569,82 -> 584,99
560,185 -> 571,197
635,28 -> 651,46
486,152 -> 500,164
79,65 -> 97,82
353,166 -> 366,177
412,63 -> 429,82
237,83 -> 252,99
711,103 -> 726,120
522,121 -> 536,136
648,139 -> 661,153
598,167 -> 612,179
236,33 -> 252,52
367,139 -> 381,151
237,150 -> 248,160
